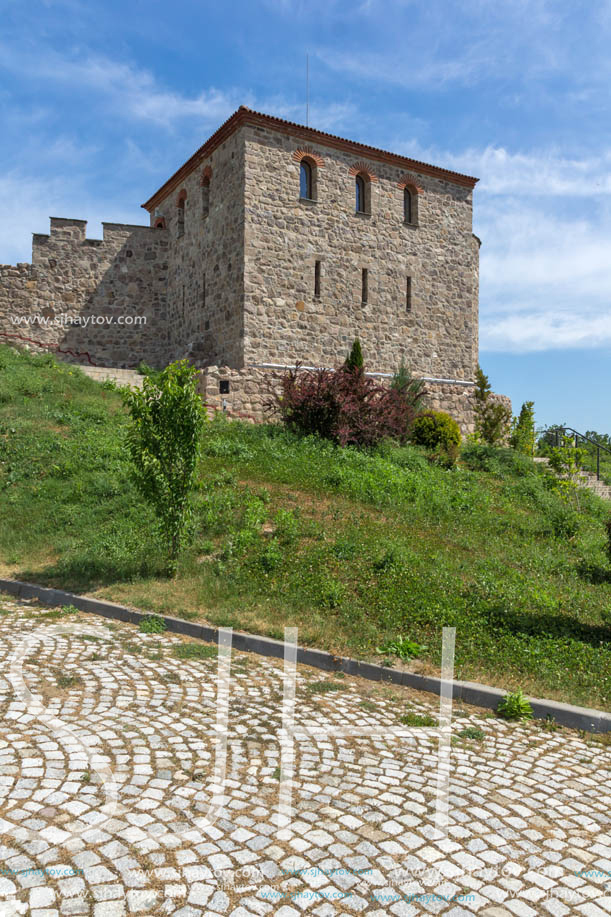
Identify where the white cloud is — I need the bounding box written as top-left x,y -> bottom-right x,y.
475,196 -> 611,353
0,45 -> 241,129
393,141 -> 611,197
481,312 -> 611,352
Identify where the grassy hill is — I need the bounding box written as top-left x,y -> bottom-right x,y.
1,344 -> 609,709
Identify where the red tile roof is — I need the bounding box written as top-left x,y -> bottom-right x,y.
141,106 -> 478,212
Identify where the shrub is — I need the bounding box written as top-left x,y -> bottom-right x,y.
606,517 -> 611,566
546,502 -> 579,539
410,411 -> 461,451
391,360 -> 427,414
344,338 -> 364,372
274,365 -> 415,447
473,366 -> 512,445
122,359 -> 207,575
510,401 -> 536,455
139,614 -> 166,634
376,635 -> 426,659
547,434 -> 588,510
497,688 -> 533,721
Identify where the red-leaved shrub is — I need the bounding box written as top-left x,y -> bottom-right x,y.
272,365 -> 415,447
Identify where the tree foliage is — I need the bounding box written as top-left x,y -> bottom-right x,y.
344,338 -> 364,373
391,359 -> 427,414
411,411 -> 461,450
547,433 -> 587,511
122,360 -> 206,574
473,366 -> 511,445
510,401 -> 536,455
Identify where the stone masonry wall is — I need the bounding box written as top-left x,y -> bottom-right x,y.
198,365 -> 510,436
199,365 -> 282,421
0,218 -> 169,368
149,130 -> 245,368
242,125 -> 478,381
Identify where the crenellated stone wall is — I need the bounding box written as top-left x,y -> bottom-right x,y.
0,218 -> 169,368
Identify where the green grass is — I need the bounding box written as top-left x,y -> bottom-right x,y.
172,643 -> 218,660
306,680 -> 345,694
457,726 -> 485,741
399,711 -> 439,727
0,344 -> 610,709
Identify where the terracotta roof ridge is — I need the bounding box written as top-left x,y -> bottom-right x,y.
141,107 -> 478,212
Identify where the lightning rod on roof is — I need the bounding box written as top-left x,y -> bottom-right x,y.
306,53 -> 309,127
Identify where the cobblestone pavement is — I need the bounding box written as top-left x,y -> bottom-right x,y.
0,598 -> 609,917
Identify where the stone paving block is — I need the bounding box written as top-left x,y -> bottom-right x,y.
0,599 -> 608,917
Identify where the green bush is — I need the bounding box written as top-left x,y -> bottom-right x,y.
122,359 -> 207,574
473,366 -> 512,445
497,688 -> 533,721
344,338 -> 364,372
510,401 -> 536,455
139,614 -> 167,634
410,411 -> 461,451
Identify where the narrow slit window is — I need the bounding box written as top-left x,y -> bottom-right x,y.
202,273 -> 206,308
406,276 -> 412,312
361,268 -> 368,304
314,260 -> 321,297
202,178 -> 210,219
177,195 -> 186,237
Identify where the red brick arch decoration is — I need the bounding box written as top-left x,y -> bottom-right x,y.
292,148 -> 325,168
397,175 -> 424,193
348,162 -> 378,182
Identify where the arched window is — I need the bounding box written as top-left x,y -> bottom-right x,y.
154,217 -> 166,229
300,160 -> 313,200
399,181 -> 419,225
355,174 -> 366,213
404,188 -> 413,224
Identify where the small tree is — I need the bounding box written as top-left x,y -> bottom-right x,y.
391,359 -> 427,414
122,360 -> 206,574
344,338 -> 364,373
510,401 -> 536,455
473,366 -> 511,445
547,433 -> 587,511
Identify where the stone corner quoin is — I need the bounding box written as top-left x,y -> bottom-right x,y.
0,107 -> 509,432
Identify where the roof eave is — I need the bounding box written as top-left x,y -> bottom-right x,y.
141,107 -> 478,212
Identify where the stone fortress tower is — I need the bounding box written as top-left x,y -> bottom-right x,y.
0,107 -> 506,430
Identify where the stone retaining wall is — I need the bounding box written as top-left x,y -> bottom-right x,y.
199,364 -> 510,435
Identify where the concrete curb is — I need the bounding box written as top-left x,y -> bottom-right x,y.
1,577 -> 609,734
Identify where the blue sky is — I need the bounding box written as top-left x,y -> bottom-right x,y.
1,0 -> 609,430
